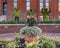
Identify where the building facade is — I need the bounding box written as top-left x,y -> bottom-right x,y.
0,0 -> 60,21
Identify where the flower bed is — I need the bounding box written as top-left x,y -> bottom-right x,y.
0,35 -> 60,48
0,20 -> 60,24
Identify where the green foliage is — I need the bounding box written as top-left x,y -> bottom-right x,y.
41,8 -> 50,15
7,42 -> 16,48
13,35 -> 20,43
20,26 -> 42,37
38,20 -> 53,24
53,20 -> 60,24
38,36 -> 56,48
27,9 -> 34,16
0,20 -> 60,24
26,36 -> 60,48
41,8 -> 50,20
27,41 -> 38,48
38,20 -> 60,24
14,8 -> 20,17
0,20 -> 26,24
0,36 -> 60,48
0,39 -> 9,44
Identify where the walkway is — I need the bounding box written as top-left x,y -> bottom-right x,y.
0,33 -> 60,41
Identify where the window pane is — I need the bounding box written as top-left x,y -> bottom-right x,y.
27,7 -> 30,10
26,0 -> 30,10
27,0 -> 30,1
46,0 -> 49,8
14,3 -> 17,8
14,0 -> 17,2
46,3 -> 49,6
3,3 -> 7,15
59,7 -> 60,11
59,3 -> 60,6
59,0 -> 60,11
46,0 -> 49,3
40,3 -> 43,6
59,0 -> 60,3
40,0 -> 43,3
27,2 -> 30,6
40,0 -> 43,11
14,0 -> 17,8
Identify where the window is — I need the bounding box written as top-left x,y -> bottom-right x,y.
14,0 -> 17,8
3,2 -> 7,15
59,0 -> 60,11
40,0 -> 43,11
14,0 -> 17,2
59,16 -> 60,19
26,0 -> 30,10
46,0 -> 49,8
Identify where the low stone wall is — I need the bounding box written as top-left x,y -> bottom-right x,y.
0,24 -> 60,34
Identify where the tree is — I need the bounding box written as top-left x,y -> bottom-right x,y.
41,8 -> 50,20
14,8 -> 21,21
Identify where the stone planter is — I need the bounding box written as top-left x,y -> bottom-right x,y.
56,44 -> 60,48
24,34 -> 39,42
0,44 -> 6,48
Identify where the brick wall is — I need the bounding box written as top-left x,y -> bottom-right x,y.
0,24 -> 60,34
0,0 -> 59,20
7,0 -> 14,20
0,0 -> 3,15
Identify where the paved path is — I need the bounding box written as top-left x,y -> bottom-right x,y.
0,33 -> 60,41
0,33 -> 19,41
42,33 -> 60,39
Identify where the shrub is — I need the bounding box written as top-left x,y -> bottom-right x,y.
7,42 -> 16,48
41,8 -> 50,20
53,20 -> 60,24
38,20 -> 53,24
38,36 -> 56,48
26,41 -> 38,48
26,36 -> 58,48
0,36 -> 60,48
38,20 -> 60,24
0,20 -> 60,24
0,39 -> 9,44
0,20 -> 26,24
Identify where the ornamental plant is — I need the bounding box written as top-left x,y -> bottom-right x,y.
20,26 -> 42,37
27,9 -> 34,17
14,8 -> 21,21
27,9 -> 37,26
41,8 -> 51,20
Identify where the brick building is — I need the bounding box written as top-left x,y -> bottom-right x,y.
0,0 -> 60,21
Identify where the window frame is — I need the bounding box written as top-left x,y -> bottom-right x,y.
59,0 -> 60,11
40,0 -> 43,11
3,2 -> 7,15
45,0 -> 49,8
13,0 -> 17,8
26,0 -> 30,10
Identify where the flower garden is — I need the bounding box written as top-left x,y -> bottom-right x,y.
0,8 -> 60,48
0,34 -> 60,48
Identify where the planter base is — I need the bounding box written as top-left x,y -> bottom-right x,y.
24,35 -> 39,42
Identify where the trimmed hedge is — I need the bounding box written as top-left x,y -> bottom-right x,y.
0,20 -> 27,24
38,20 -> 60,24
0,20 -> 60,24
0,36 -> 60,48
